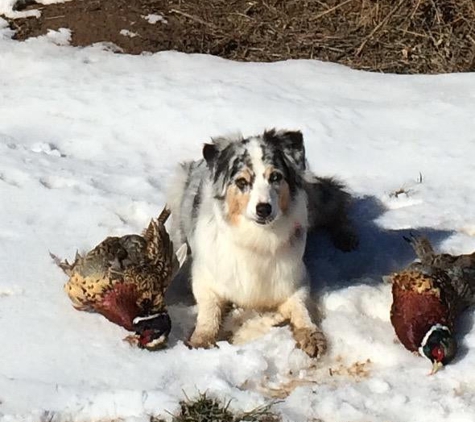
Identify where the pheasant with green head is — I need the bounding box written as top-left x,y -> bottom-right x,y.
51,206 -> 187,351
388,234 -> 475,374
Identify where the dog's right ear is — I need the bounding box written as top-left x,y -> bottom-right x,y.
203,143 -> 218,166
264,129 -> 306,171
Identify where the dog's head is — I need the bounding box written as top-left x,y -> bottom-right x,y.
203,129 -> 306,226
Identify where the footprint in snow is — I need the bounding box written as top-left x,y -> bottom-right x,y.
39,176 -> 80,189
30,142 -> 65,158
0,169 -> 31,188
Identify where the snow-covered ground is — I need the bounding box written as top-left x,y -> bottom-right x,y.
1,18 -> 475,422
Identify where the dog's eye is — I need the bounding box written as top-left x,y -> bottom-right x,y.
269,172 -> 283,183
235,178 -> 249,190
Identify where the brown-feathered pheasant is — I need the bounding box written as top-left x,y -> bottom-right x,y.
388,234 -> 475,374
51,206 -> 187,351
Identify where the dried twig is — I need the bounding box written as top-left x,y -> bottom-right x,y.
169,8 -> 216,28
355,0 -> 406,56
310,0 -> 355,21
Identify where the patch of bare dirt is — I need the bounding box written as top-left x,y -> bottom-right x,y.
4,0 -> 475,74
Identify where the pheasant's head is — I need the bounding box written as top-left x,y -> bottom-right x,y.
128,313 -> 172,351
419,324 -> 457,375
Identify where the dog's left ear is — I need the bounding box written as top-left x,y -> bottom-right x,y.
264,129 -> 306,170
203,143 -> 218,167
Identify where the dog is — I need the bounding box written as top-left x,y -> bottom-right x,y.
167,129 -> 357,357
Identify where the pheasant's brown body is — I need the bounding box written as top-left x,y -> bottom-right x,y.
390,269 -> 454,351
388,235 -> 475,369
52,206 -> 186,349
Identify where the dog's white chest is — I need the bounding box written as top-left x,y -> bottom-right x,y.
192,227 -> 306,309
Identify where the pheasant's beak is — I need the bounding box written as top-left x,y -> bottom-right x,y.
123,331 -> 168,351
429,361 -> 444,375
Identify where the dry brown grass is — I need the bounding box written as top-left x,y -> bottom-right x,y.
152,392 -> 281,422
5,0 -> 475,74
165,0 -> 475,73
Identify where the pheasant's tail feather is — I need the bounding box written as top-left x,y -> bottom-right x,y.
403,233 -> 435,264
142,217 -> 176,269
50,251 -> 77,277
142,211 -> 169,243
157,205 -> 171,226
141,220 -> 156,245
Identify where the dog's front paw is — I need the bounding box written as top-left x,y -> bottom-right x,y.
293,327 -> 327,358
186,332 -> 217,349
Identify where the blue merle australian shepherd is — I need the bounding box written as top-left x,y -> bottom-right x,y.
167,129 -> 357,357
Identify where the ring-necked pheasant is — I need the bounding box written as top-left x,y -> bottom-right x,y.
51,206 -> 187,351
388,234 -> 475,374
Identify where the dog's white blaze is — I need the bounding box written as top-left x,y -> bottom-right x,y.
246,138 -> 279,222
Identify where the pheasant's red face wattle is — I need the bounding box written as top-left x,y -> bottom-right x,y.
139,329 -> 154,347
432,346 -> 445,362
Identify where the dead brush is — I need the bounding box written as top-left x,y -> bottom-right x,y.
151,392 -> 281,422
5,0 -> 475,74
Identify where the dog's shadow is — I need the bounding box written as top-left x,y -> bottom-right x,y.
304,195 -> 454,291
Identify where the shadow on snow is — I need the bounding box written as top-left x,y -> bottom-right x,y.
305,195 -> 454,291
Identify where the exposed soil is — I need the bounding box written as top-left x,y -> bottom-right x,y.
4,0 -> 475,74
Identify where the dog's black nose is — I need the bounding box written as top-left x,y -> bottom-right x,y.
256,203 -> 272,218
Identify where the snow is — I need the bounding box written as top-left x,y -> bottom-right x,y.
1,21 -> 475,422
120,29 -> 139,39
143,14 -> 167,25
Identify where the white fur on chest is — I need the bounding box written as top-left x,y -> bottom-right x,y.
190,194 -> 309,309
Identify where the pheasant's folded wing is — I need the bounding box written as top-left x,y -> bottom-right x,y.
445,261 -> 475,309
